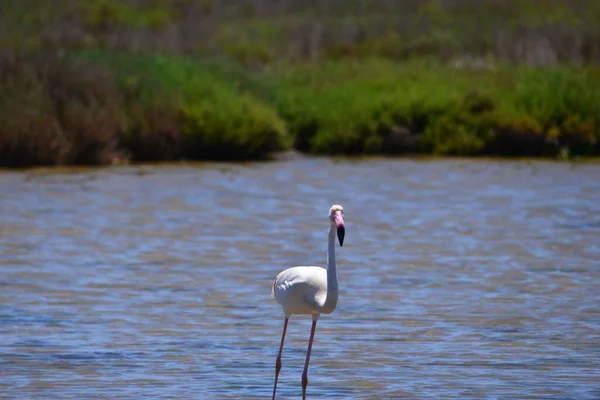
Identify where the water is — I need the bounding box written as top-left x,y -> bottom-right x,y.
1,157 -> 599,400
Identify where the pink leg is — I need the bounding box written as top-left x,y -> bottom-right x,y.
272,317 -> 289,400
301,319 -> 318,400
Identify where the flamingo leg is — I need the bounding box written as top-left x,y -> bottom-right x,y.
301,319 -> 318,400
272,317 -> 289,400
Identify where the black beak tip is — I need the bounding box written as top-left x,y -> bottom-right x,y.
337,227 -> 345,247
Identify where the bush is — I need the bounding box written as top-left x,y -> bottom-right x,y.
0,52 -> 123,166
0,51 -> 290,166
262,59 -> 600,158
268,59 -> 461,154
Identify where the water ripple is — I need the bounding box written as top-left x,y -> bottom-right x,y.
1,159 -> 599,399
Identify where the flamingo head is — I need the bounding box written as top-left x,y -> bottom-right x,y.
329,205 -> 345,247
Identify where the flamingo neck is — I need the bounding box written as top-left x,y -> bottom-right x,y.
322,222 -> 339,313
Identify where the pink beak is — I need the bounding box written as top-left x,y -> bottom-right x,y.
333,211 -> 345,246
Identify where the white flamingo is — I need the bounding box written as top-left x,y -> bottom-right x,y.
270,205 -> 346,400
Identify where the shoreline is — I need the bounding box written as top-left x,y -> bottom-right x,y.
3,152 -> 600,174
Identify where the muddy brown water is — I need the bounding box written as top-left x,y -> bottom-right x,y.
1,157 -> 599,399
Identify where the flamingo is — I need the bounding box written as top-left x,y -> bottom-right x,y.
270,204 -> 345,400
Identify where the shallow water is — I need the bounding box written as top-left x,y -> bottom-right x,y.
1,157 -> 599,399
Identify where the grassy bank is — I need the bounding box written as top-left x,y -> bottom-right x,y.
1,1 -> 600,166
1,51 -> 599,166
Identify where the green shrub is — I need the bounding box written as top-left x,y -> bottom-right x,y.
84,51 -> 290,161
261,59 -> 600,158
268,59 -> 467,154
0,53 -> 124,166
0,51 -> 290,166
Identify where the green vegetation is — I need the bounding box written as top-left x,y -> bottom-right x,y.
0,52 -> 288,166
1,0 -> 599,166
267,59 -> 599,157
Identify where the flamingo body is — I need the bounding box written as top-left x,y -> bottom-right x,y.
272,265 -> 337,317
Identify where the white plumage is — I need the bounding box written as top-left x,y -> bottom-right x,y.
272,266 -> 335,316
270,205 -> 346,400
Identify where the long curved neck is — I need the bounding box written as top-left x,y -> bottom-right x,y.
322,222 -> 339,312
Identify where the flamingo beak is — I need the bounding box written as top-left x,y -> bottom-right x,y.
334,211 -> 345,247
